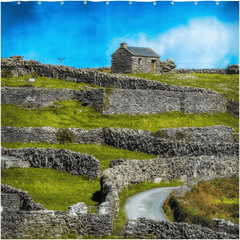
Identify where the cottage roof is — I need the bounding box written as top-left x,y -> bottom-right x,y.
127,47 -> 160,58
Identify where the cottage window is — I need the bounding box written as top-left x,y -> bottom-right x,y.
138,58 -> 142,65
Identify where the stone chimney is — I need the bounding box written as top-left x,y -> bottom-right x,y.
120,42 -> 128,49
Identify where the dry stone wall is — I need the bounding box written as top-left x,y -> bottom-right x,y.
1,126 -> 104,144
124,218 -> 237,239
1,86 -> 104,110
103,89 -> 227,115
1,209 -> 112,239
2,126 -> 238,157
102,127 -> 239,157
1,184 -> 46,211
100,156 -> 239,218
1,147 -> 101,179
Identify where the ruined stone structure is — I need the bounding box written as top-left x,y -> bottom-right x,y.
111,42 -> 161,74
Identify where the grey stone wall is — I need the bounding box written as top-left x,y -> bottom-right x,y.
1,126 -> 104,144
1,184 -> 46,211
100,157 -> 239,218
1,86 -> 104,110
171,67 -> 238,74
124,218 -> 237,239
227,99 -> 239,117
1,209 -> 112,239
111,48 -> 133,73
155,125 -> 236,143
102,127 -> 239,157
2,126 -> 238,156
102,89 -> 227,115
1,147 -> 101,179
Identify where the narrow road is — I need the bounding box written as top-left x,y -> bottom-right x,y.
124,186 -> 180,221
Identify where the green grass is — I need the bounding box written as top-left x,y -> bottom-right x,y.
126,73 -> 239,102
2,100 -> 239,132
214,197 -> 239,205
1,142 -> 157,171
1,75 -> 102,90
1,167 -> 100,211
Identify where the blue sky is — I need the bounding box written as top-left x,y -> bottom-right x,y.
1,1 -> 239,69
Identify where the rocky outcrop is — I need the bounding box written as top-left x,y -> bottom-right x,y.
160,58 -> 176,73
226,64 -> 239,75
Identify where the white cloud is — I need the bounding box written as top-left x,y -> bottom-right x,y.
108,17 -> 239,69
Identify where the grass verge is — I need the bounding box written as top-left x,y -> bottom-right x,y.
1,142 -> 157,171
126,73 -> 239,102
2,100 -> 239,132
1,167 -> 100,211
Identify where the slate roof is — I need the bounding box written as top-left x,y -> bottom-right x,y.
127,47 -> 160,58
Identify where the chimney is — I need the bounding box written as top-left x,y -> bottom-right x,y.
120,42 -> 128,48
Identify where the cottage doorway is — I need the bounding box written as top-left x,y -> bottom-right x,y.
151,60 -> 156,74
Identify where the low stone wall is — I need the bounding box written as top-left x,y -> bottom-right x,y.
1,184 -> 46,211
154,125 -> 236,143
103,127 -> 239,157
1,86 -> 104,110
227,99 -> 239,117
1,147 -> 101,179
167,173 -> 239,235
100,156 -> 239,217
1,126 -> 104,144
2,126 -> 238,156
1,209 -> 112,239
103,89 -> 226,115
124,218 -> 237,239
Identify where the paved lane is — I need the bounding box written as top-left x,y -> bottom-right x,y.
124,186 -> 180,221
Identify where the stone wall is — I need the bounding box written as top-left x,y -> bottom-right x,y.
171,67 -> 237,74
2,126 -> 238,157
1,86 -> 104,110
124,218 -> 237,239
1,184 -> 46,211
1,147 -> 101,179
1,126 -> 104,144
2,126 -> 238,155
103,89 -> 227,115
100,156 -> 239,217
227,99 -> 239,117
1,209 -> 112,239
102,127 -> 239,157
154,125 -> 236,143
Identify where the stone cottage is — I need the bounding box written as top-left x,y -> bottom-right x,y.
111,42 -> 160,74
